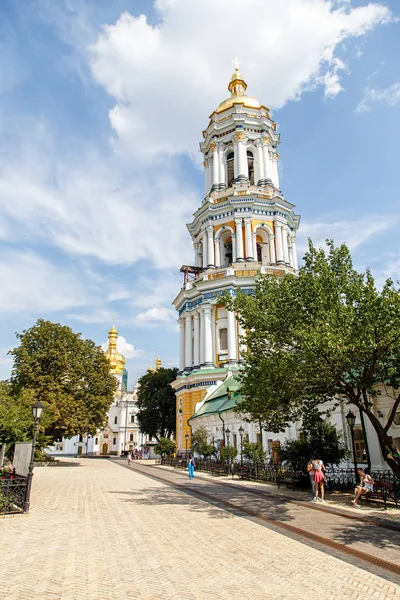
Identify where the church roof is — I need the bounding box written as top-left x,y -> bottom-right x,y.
104,322 -> 126,376
190,373 -> 242,420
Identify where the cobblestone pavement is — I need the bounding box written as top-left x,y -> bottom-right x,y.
1,459 -> 399,600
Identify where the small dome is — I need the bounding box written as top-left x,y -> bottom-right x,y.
215,68 -> 262,114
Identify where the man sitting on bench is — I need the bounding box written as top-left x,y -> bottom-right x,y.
351,468 -> 374,506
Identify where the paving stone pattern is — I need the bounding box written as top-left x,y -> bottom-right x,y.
0,459 -> 399,600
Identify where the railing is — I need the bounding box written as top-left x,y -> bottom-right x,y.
159,457 -> 399,491
0,471 -> 28,515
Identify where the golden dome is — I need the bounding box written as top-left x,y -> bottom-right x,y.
215,68 -> 264,114
155,356 -> 162,371
104,322 -> 126,376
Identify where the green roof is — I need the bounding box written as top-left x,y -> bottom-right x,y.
189,373 -> 242,420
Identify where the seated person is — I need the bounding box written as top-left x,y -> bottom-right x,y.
351,467 -> 374,506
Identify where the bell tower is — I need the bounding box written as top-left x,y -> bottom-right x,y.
171,67 -> 301,453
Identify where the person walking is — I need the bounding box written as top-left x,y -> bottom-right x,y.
127,452 -> 132,466
313,457 -> 326,503
307,456 -> 316,501
351,468 -> 374,506
187,454 -> 195,479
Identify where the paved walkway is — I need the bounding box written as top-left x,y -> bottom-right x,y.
0,459 -> 399,600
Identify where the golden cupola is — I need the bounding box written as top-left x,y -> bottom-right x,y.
215,68 -> 265,114
155,355 -> 162,371
104,322 -> 126,376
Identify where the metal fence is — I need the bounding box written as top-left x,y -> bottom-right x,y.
159,457 -> 399,491
0,471 -> 28,515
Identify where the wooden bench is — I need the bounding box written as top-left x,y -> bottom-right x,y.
231,465 -> 250,480
211,465 -> 227,477
362,481 -> 399,509
277,472 -> 304,490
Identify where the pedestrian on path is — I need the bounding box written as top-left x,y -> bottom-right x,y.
307,456 -> 316,501
313,458 -> 326,503
127,452 -> 132,465
187,454 -> 195,479
352,468 -> 374,506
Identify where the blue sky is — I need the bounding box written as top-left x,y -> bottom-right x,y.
0,0 -> 399,384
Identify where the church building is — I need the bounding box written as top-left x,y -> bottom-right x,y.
171,67 -> 300,455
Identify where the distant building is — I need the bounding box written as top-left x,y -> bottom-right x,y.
47,323 -> 159,457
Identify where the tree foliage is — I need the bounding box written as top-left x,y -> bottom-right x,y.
154,437 -> 176,457
136,367 -> 178,441
8,319 -> 117,441
191,426 -> 215,457
225,240 -> 400,478
220,445 -> 237,463
242,441 -> 266,465
280,419 -> 347,471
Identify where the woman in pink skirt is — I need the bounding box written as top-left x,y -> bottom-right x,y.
312,458 -> 326,503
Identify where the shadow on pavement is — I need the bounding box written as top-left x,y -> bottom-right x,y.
332,521 -> 400,551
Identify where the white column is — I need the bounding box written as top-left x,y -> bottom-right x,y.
203,306 -> 213,366
237,141 -> 248,180
184,314 -> 192,370
179,318 -> 185,373
269,234 -> 276,264
214,238 -> 221,268
219,147 -> 226,188
232,232 -> 237,262
227,310 -> 238,364
207,225 -> 215,267
282,226 -> 289,264
200,309 -> 205,366
193,312 -> 200,369
252,232 -> 258,262
194,243 -> 201,267
212,144 -> 219,190
262,144 -> 272,181
235,218 -> 244,261
202,233 -> 208,269
275,222 -> 284,263
273,154 -> 280,189
256,142 -> 265,184
291,238 -> 298,270
205,158 -> 212,196
244,217 -> 254,260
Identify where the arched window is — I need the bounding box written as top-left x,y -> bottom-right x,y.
257,243 -> 262,262
129,434 -> 134,442
130,414 -> 135,423
247,150 -> 254,185
226,152 -> 234,187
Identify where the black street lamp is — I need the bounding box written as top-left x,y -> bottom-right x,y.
24,400 -> 45,513
346,410 -> 358,484
239,426 -> 244,466
225,428 -> 231,474
185,433 -> 189,460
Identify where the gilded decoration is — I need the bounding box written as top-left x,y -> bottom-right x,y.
262,136 -> 271,145
209,271 -> 227,280
209,142 -> 217,151
275,153 -> 280,160
234,131 -> 245,142
235,270 -> 258,277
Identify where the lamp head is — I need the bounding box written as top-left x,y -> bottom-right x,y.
345,410 -> 356,429
32,400 -> 45,421
238,426 -> 244,434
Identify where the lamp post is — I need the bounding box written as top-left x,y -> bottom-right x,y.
24,400 -> 45,513
239,426 -> 244,466
225,428 -> 231,474
346,410 -> 358,484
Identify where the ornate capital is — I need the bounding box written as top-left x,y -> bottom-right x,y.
207,225 -> 214,234
209,141 -> 217,152
234,217 -> 243,225
244,217 -> 252,225
261,136 -> 271,146
275,153 -> 279,160
234,130 -> 245,142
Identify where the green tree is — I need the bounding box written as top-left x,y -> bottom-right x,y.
137,367 -> 178,441
154,437 -> 176,457
9,319 -> 117,442
225,240 -> 400,478
191,426 -> 215,458
280,419 -> 347,471
242,441 -> 266,465
220,445 -> 237,463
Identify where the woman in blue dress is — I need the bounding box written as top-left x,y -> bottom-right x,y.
188,454 -> 195,479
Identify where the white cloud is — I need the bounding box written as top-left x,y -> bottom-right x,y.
297,215 -> 396,258
101,335 -> 143,358
355,81 -> 400,113
90,0 -> 391,159
135,307 -> 177,327
0,251 -> 90,313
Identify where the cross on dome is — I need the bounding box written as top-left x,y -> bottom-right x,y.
232,56 -> 241,71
